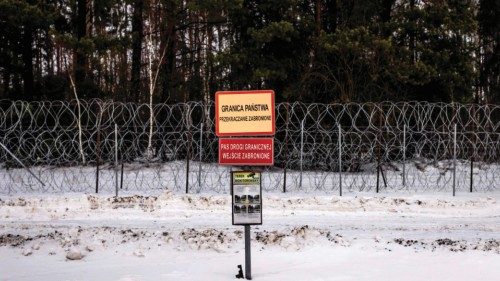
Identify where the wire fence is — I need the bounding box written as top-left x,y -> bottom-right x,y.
0,100 -> 499,194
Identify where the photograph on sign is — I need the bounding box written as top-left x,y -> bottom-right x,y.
215,90 -> 275,136
219,138 -> 274,166
232,171 -> 262,225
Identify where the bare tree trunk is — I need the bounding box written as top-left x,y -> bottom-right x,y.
68,72 -> 86,164
145,10 -> 168,159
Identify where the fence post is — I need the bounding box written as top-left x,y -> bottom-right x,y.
95,104 -> 101,194
95,125 -> 100,194
470,104 -> 476,193
0,106 -> 8,194
453,123 -> 457,196
338,124 -> 342,196
470,157 -> 473,193
8,160 -> 10,193
120,163 -> 124,190
185,104 -> 191,194
198,122 -> 203,191
283,103 -> 290,193
299,118 -> 304,189
115,123 -> 119,197
402,124 -> 406,188
376,106 -> 381,193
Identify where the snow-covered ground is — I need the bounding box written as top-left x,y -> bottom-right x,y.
0,191 -> 499,280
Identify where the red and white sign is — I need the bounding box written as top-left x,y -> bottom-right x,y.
219,138 -> 274,166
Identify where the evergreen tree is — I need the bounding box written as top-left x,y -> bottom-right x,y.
0,0 -> 494,103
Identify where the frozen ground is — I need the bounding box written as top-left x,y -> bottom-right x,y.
0,191 -> 499,280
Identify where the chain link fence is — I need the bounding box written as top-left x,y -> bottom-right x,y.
0,100 -> 499,194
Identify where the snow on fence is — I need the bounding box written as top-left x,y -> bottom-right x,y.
0,100 -> 499,194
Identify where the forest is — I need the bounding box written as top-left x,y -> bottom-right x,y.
0,0 -> 498,103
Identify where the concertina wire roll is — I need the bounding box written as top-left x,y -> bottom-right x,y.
0,100 -> 498,194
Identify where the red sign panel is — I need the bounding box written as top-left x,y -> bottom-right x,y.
219,138 -> 274,166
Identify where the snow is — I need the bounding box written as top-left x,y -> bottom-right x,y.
0,191 -> 499,280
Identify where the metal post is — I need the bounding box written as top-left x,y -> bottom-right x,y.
402,124 -> 406,188
283,168 -> 287,193
186,146 -> 190,194
198,123 -> 203,191
470,104 -> 476,193
95,108 -> 101,193
8,172 -> 10,195
120,163 -> 124,189
95,122 -> 100,194
185,105 -> 191,194
283,103 -> 290,193
299,118 -> 304,189
453,123 -> 457,196
114,124 -> 119,197
338,124 -> 342,196
244,225 -> 252,280
376,164 -> 380,193
376,108 -> 387,193
470,158 -> 473,193
470,118 -> 474,193
376,109 -> 381,193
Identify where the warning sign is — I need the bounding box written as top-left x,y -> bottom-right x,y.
219,138 -> 274,166
232,171 -> 262,225
215,90 -> 275,136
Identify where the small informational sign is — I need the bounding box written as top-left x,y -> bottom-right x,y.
232,171 -> 262,225
215,90 -> 275,137
219,138 -> 274,166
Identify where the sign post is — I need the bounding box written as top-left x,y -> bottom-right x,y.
231,171 -> 262,280
245,225 -> 251,279
216,90 -> 274,280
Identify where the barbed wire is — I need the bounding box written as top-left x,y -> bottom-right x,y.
0,100 -> 498,194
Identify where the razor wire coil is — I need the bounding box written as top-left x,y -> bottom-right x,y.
0,100 -> 499,194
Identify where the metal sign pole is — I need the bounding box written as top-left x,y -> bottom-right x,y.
244,225 -> 252,280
